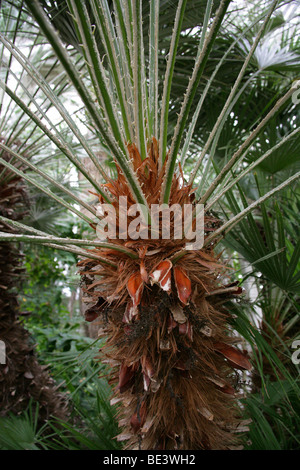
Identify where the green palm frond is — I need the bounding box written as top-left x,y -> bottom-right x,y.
222,176 -> 300,294
0,0 -> 298,252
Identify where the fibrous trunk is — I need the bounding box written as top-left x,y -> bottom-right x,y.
79,139 -> 251,450
0,150 -> 67,422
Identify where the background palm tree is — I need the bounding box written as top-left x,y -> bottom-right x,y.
0,149 -> 69,422
0,0 -> 299,450
0,3 -> 71,424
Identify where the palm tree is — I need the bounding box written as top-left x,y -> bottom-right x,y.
0,150 -> 69,421
0,0 -> 299,450
0,3 -> 69,423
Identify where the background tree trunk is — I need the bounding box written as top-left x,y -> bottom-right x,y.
0,157 -> 68,423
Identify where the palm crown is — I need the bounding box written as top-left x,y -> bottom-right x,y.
0,0 -> 299,450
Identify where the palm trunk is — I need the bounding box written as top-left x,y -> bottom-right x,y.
79,140 -> 251,450
0,156 -> 68,422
